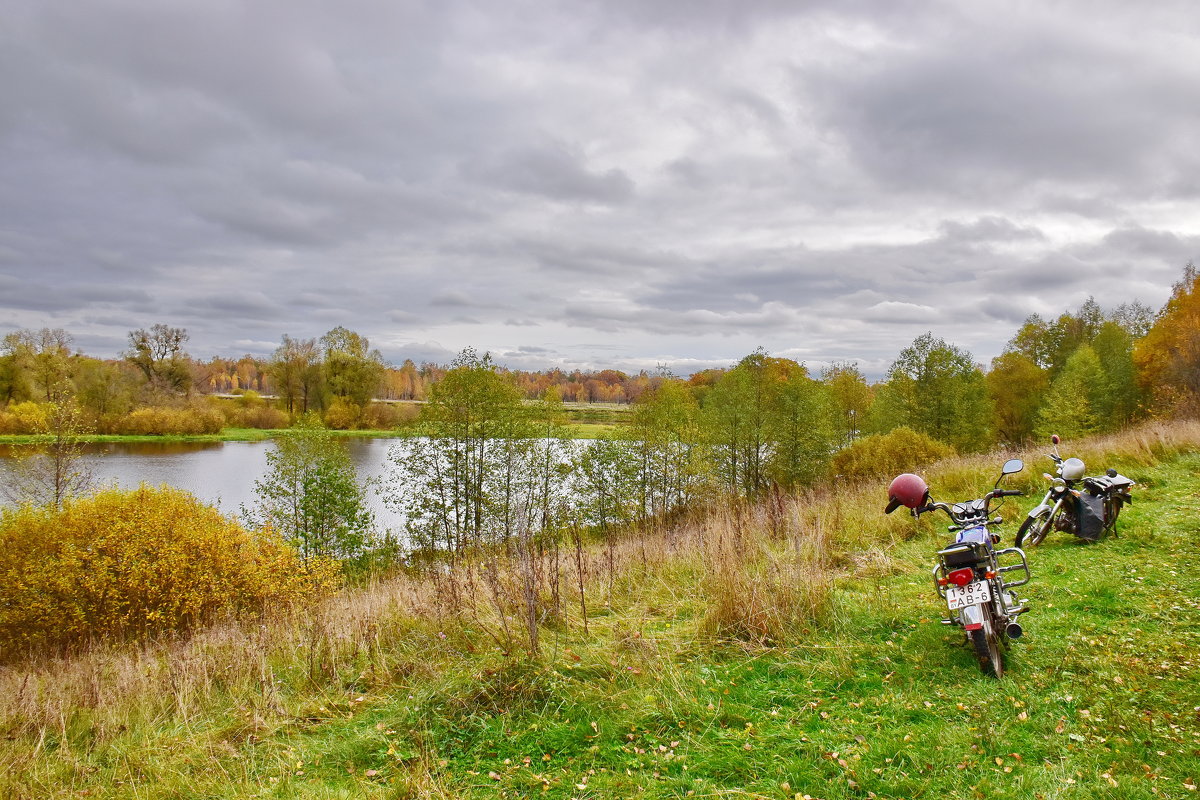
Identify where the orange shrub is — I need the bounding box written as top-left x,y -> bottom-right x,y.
0,486 -> 339,658
832,426 -> 955,479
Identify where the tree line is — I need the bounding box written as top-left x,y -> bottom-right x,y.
4,265 -> 1200,567
0,324 -> 682,436
1,265 -> 1198,448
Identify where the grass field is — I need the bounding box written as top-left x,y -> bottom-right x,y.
1,428 -> 1198,798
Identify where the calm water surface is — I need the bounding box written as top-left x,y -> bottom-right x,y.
0,439 -> 405,531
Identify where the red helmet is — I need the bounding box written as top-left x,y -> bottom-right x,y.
885,473 -> 929,514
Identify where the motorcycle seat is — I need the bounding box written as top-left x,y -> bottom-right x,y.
1084,474 -> 1134,493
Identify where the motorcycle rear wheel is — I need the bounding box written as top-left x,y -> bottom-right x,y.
1103,498 -> 1122,532
964,618 -> 1003,676
1015,510 -> 1053,548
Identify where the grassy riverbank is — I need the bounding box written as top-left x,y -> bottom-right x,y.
0,402 -> 630,445
0,422 -> 621,446
2,424 -> 1198,798
0,427 -> 412,445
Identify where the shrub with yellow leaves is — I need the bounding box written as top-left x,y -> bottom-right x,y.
0,485 -> 339,659
831,425 -> 955,479
117,405 -> 224,435
0,401 -> 49,434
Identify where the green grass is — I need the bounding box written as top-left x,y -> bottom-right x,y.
561,422 -> 619,439
5,451 -> 1200,798
558,403 -> 633,427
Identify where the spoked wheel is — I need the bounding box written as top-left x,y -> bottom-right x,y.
1015,510 -> 1052,548
969,609 -> 1005,678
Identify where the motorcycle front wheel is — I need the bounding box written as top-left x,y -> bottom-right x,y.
1015,509 -> 1053,548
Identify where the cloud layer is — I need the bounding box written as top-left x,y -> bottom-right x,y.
2,0 -> 1197,376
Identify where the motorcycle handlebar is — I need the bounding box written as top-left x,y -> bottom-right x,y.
913,488 -> 1021,520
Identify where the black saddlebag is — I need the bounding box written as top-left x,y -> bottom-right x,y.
1078,491 -> 1105,540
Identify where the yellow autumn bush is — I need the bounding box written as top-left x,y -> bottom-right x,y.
117,405 -> 224,435
831,426 -> 955,479
0,401 -> 49,434
0,486 -> 339,658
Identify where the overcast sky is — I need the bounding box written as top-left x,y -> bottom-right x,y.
2,1 -> 1197,377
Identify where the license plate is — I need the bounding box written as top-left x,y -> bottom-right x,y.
946,580 -> 992,610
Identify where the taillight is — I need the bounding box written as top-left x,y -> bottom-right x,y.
948,568 -> 974,587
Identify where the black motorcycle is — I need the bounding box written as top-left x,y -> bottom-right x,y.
1014,435 -> 1135,548
887,460 -> 1031,677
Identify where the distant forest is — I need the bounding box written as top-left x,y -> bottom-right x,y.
2,263 -> 1199,449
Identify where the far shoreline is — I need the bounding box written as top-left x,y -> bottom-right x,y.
0,422 -> 618,446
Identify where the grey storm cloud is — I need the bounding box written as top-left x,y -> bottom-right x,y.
1,0 -> 1197,375
463,142 -> 636,205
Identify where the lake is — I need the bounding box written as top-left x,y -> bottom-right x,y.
0,439 -> 405,531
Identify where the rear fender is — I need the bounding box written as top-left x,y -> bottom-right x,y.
961,604 -> 984,631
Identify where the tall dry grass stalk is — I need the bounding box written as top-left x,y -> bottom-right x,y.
699,500 -> 834,644
2,420 -> 1198,759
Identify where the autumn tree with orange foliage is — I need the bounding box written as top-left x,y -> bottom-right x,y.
1134,263 -> 1200,416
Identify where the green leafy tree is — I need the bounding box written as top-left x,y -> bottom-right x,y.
1035,344 -> 1104,440
630,376 -> 708,522
1005,297 -> 1135,380
320,327 -> 386,411
268,335 -> 323,415
821,362 -> 872,446
73,357 -> 138,422
575,433 -> 641,534
244,416 -> 373,561
125,324 -> 192,395
701,351 -> 781,498
0,345 -> 32,407
766,365 -> 836,488
870,333 -> 994,452
1,329 -> 74,401
1090,321 -> 1141,428
987,352 -> 1048,445
388,349 -> 570,557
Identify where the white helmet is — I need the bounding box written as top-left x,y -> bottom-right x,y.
1061,457 -> 1085,481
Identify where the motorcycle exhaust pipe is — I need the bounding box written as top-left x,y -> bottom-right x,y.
1006,622 -> 1024,639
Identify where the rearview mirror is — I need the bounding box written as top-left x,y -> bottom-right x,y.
1051,434 -> 1060,445
1001,458 -> 1024,474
